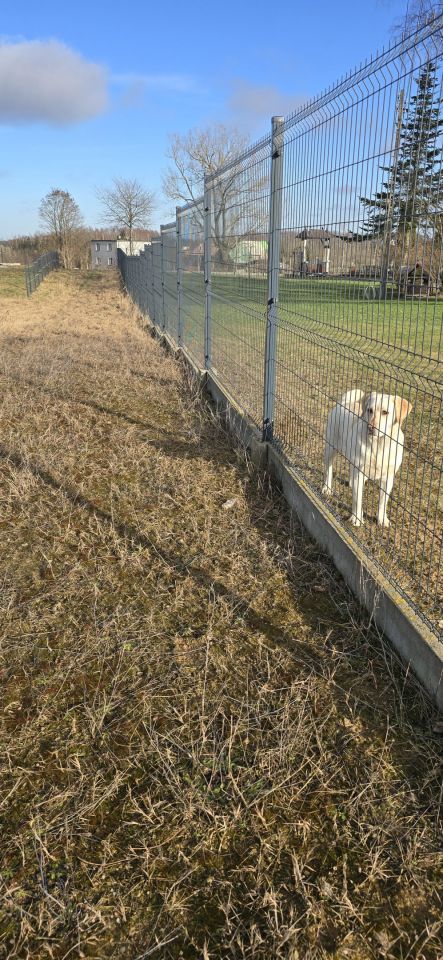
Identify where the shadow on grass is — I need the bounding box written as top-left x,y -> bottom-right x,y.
0,368 -> 241,465
76,270 -> 115,288
0,439 -> 331,678
1,429 -> 436,794
0,368 -> 176,433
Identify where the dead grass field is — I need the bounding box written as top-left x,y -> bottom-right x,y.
0,269 -> 442,959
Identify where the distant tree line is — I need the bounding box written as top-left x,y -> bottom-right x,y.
2,178 -> 158,268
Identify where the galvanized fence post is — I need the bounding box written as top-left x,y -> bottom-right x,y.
204,181 -> 212,370
262,116 -> 285,443
176,208 -> 183,349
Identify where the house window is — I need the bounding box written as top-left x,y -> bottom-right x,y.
95,243 -> 100,251
108,257 -> 113,266
95,257 -> 101,265
107,243 -> 112,251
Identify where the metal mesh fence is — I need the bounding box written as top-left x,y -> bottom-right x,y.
118,15 -> 443,636
25,251 -> 59,296
151,240 -> 164,330
161,223 -> 178,341
118,249 -> 148,315
206,136 -> 272,423
177,200 -> 206,367
272,20 -> 443,629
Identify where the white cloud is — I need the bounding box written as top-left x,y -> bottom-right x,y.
228,79 -> 307,127
0,39 -> 109,125
112,72 -> 196,93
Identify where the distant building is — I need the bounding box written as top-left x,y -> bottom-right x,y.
398,261 -> 440,297
91,239 -> 150,268
115,239 -> 151,256
229,239 -> 268,265
91,239 -> 117,268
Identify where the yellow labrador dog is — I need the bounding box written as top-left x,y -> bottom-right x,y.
322,389 -> 412,528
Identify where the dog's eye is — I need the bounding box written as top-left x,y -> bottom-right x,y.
368,408 -> 373,414
382,410 -> 388,415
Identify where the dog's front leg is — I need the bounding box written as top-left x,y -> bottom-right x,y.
350,469 -> 364,526
321,443 -> 334,497
377,474 -> 395,527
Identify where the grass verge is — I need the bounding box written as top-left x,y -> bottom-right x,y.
0,266 -> 26,298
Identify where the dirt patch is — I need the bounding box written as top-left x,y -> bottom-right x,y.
0,270 -> 441,958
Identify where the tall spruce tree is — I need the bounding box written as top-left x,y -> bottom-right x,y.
360,61 -> 443,246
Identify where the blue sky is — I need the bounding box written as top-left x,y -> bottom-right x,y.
1,0 -> 407,237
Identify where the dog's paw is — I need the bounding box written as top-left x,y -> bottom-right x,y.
349,514 -> 363,527
378,515 -> 391,528
322,484 -> 333,498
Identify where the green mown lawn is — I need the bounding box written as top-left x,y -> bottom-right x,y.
0,266 -> 26,298
209,273 -> 443,360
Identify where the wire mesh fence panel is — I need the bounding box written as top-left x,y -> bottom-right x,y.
134,255 -> 143,312
134,255 -> 142,313
127,257 -> 139,308
271,18 -> 443,630
117,248 -> 125,286
118,246 -> 151,321
178,201 -> 205,367
161,223 -> 178,341
25,251 -> 59,296
116,15 -> 443,636
207,137 -> 272,428
139,250 -> 149,316
151,240 -> 164,331
146,245 -> 154,321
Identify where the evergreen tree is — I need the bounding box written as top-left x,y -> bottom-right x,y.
360,62 -> 443,245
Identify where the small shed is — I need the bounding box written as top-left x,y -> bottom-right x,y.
398,262 -> 440,297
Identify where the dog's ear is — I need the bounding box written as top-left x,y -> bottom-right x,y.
345,389 -> 365,416
358,393 -> 369,418
394,396 -> 413,425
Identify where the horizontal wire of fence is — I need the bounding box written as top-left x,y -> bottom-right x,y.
25,251 -> 59,296
118,14 -> 443,638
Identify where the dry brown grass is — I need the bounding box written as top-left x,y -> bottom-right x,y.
0,269 -> 442,959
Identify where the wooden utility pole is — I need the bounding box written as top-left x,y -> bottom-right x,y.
380,89 -> 405,299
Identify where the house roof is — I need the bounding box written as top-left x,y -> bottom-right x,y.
405,261 -> 437,279
296,229 -> 333,240
295,229 -> 355,241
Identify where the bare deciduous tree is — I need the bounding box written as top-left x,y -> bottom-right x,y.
162,125 -> 268,264
39,189 -> 83,269
163,125 -> 249,207
97,177 -> 156,254
392,0 -> 443,46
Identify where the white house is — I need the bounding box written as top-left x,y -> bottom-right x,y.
91,239 -> 150,268
115,240 -> 150,256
